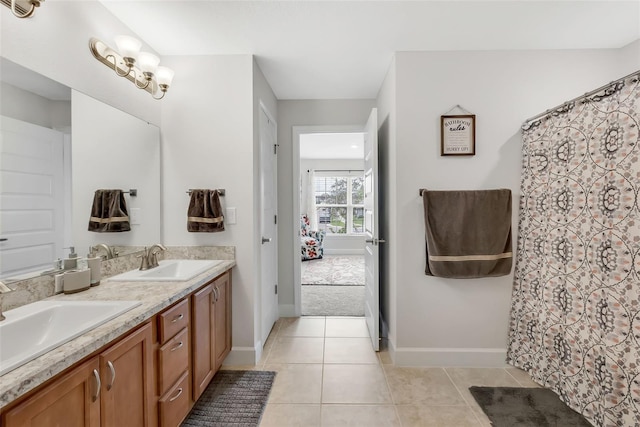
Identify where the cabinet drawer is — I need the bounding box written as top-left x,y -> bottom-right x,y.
158,298 -> 189,344
159,370 -> 190,427
158,327 -> 189,394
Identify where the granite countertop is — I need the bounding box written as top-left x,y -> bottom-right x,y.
0,260 -> 235,410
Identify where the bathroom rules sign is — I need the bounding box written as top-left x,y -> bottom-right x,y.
440,114 -> 476,156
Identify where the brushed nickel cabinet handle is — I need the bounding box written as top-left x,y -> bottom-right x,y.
169,387 -> 183,402
171,341 -> 184,352
106,360 -> 116,391
171,313 -> 184,323
92,369 -> 101,402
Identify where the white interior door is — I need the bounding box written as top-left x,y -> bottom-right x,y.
0,116 -> 66,279
260,105 -> 279,346
363,108 -> 380,351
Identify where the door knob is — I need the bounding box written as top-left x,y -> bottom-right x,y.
261,237 -> 272,244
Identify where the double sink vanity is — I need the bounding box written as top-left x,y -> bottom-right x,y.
0,249 -> 235,427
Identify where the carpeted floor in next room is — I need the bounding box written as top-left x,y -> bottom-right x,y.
301,255 -> 365,285
301,255 -> 364,316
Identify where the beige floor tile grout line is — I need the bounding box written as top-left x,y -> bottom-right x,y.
442,368 -> 486,427
378,346 -> 403,426
503,366 -> 528,387
319,316 -> 325,427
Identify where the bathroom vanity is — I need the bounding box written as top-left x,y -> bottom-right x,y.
0,260 -> 234,427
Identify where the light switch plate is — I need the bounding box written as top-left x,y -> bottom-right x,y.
130,208 -> 141,225
226,207 -> 237,224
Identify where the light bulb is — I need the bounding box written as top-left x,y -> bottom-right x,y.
156,66 -> 175,87
138,52 -> 160,75
114,35 -> 141,60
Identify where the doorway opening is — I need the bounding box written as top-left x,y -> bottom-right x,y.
295,129 -> 366,317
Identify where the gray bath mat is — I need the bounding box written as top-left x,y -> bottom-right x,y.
181,370 -> 276,426
469,387 -> 592,427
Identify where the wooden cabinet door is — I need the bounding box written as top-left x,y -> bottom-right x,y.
4,357 -> 101,427
158,371 -> 190,427
100,322 -> 153,427
191,283 -> 214,401
214,272 -> 232,370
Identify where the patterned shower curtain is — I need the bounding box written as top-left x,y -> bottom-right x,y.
507,72 -> 640,427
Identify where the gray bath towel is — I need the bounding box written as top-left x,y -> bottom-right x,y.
187,189 -> 225,232
88,189 -> 131,232
421,189 -> 512,278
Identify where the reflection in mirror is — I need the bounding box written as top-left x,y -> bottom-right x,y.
0,58 -> 161,281
71,90 -> 160,258
0,57 -> 71,280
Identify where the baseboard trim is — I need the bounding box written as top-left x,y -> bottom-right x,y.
393,347 -> 507,367
279,304 -> 296,317
222,346 -> 257,366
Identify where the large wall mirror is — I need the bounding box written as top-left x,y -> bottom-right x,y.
0,57 -> 161,281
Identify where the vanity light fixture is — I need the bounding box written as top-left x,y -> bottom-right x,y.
89,36 -> 174,100
3,0 -> 43,18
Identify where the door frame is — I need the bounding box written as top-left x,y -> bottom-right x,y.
291,124 -> 365,316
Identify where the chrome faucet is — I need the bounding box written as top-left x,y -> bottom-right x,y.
137,244 -> 167,271
0,281 -> 13,322
92,244 -> 117,260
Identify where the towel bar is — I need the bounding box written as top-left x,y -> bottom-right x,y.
123,189 -> 137,197
186,189 -> 225,196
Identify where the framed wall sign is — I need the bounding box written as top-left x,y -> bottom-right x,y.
441,114 -> 476,156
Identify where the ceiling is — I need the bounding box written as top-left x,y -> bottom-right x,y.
101,1 -> 639,100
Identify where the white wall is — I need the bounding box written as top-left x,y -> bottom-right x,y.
1,1 -> 160,125
160,54 -> 260,364
71,90 -> 161,255
617,39 -> 640,75
0,82 -> 70,130
300,158 -> 365,254
277,100 -> 375,314
383,47 -> 637,366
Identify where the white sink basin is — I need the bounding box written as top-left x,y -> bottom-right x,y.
107,259 -> 222,282
0,300 -> 141,376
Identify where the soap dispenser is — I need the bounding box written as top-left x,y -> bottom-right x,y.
63,247 -> 79,270
87,247 -> 101,287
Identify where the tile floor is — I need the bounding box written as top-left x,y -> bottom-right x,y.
224,316 -> 541,427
